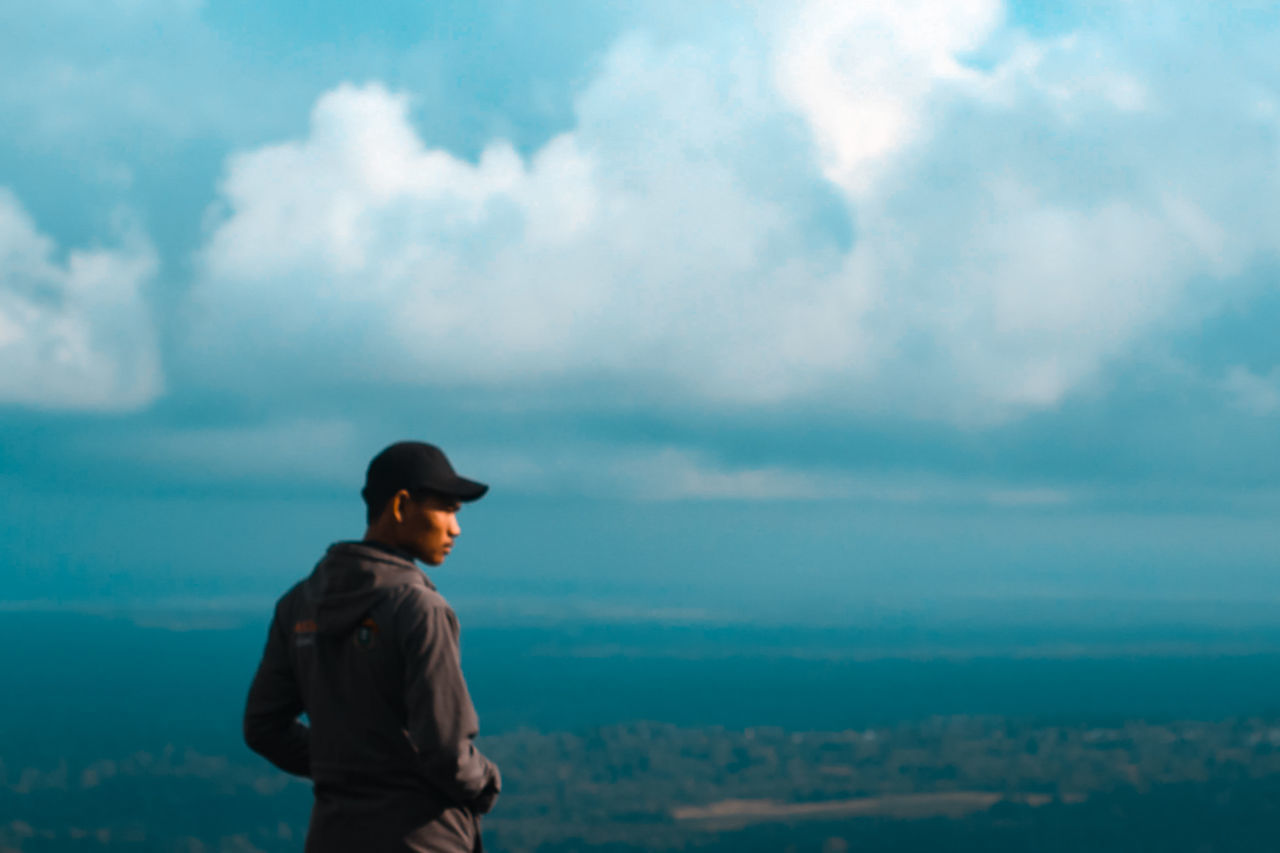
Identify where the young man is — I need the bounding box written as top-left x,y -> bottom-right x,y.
244,441 -> 501,852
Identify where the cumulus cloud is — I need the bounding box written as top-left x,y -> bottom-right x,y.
188,44 -> 845,404
186,1 -> 1280,424
774,0 -> 1003,195
772,3 -> 1278,419
0,189 -> 161,410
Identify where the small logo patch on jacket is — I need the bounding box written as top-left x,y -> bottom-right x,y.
293,619 -> 318,647
354,617 -> 379,650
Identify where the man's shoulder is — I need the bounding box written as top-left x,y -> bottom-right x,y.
271,577 -> 309,615
395,582 -> 454,618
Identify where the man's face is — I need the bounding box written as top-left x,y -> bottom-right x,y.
398,492 -> 463,566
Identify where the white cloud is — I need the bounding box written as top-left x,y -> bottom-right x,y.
462,441 -> 1075,506
0,188 -> 161,410
407,441 -> 850,501
78,413 -> 1076,506
774,0 -> 1003,195
841,186 -> 1241,421
188,51 -> 849,404
610,450 -> 1075,505
186,2 -> 1280,425
588,447 -> 858,501
772,3 -> 1274,421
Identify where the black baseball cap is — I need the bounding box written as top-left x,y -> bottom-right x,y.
362,441 -> 489,509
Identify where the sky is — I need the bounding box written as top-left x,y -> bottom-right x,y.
2,0 -> 1280,624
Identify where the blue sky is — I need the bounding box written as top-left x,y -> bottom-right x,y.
3,1 -> 1280,621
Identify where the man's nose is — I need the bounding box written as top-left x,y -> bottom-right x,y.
450,516 -> 461,537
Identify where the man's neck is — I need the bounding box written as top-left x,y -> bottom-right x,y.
360,536 -> 419,564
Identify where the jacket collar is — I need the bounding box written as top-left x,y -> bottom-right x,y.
324,540 -> 437,590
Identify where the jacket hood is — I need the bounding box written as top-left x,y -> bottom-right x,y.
302,541 -> 433,635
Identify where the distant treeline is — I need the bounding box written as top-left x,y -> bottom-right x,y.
7,715 -> 1280,851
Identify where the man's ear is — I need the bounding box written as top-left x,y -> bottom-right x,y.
390,489 -> 412,523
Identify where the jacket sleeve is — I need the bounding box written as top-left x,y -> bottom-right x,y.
243,608 -> 312,777
399,593 -> 501,812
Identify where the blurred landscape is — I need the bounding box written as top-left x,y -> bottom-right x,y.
6,608 -> 1280,852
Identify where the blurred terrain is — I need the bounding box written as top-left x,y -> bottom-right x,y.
5,610 -> 1280,851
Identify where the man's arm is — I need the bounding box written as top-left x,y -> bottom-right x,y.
243,609 -> 312,777
400,593 -> 501,812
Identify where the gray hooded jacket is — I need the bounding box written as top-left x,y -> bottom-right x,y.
244,542 -> 500,852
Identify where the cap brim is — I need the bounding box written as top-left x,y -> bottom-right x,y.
445,475 -> 489,502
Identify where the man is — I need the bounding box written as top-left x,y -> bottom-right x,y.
244,441 -> 501,852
